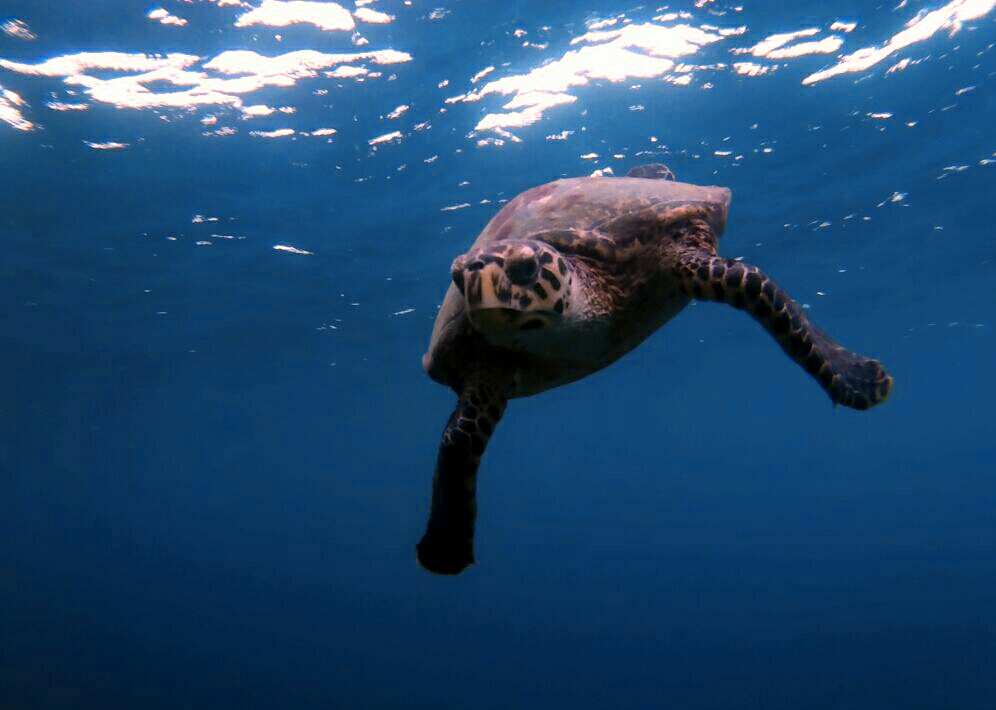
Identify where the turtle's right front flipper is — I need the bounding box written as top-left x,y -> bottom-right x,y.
417,382 -> 506,575
676,253 -> 893,410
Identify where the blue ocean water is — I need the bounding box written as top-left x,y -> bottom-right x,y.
1,1 -> 994,707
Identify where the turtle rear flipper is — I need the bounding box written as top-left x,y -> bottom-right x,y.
677,253 -> 892,409
417,382 -> 506,575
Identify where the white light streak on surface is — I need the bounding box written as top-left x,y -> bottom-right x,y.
474,92 -> 576,131
148,9 -> 188,26
242,104 -> 277,117
587,17 -> 621,30
0,49 -> 411,113
46,101 -> 88,111
733,62 -> 769,76
803,0 -> 996,84
274,244 -> 313,255
0,52 -> 200,77
2,88 -> 25,106
204,48 -> 411,76
739,28 -> 819,57
463,23 -> 724,133
250,128 -> 295,138
1,19 -> 37,40
470,66 -> 495,83
235,0 -> 356,31
369,130 -> 402,145
0,86 -> 34,130
354,7 -> 393,24
327,65 -> 368,78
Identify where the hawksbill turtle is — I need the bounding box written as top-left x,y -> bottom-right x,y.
417,164 -> 892,575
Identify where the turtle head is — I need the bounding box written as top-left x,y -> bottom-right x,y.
451,239 -> 574,338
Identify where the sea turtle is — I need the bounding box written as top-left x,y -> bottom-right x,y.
417,164 -> 892,575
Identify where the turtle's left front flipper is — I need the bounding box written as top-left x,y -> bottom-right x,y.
675,252 -> 893,410
416,381 -> 506,575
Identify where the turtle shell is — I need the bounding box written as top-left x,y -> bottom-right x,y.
425,174 -> 731,380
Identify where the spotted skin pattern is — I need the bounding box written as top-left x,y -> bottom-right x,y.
674,251 -> 893,409
416,379 -> 506,575
418,165 -> 893,575
452,239 -> 573,333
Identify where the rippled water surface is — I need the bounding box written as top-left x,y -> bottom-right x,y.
2,1 -> 995,708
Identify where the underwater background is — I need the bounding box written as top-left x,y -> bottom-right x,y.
1,1 -> 994,707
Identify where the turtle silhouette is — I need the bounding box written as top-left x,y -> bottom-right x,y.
417,164 -> 892,575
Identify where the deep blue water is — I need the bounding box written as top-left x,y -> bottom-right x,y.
2,1 -> 995,708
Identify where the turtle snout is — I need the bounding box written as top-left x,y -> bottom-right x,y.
504,245 -> 539,286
